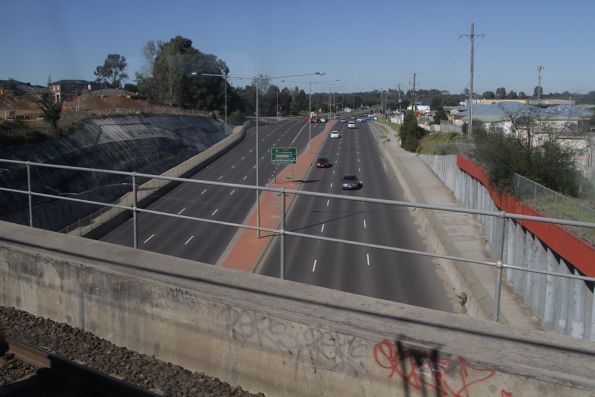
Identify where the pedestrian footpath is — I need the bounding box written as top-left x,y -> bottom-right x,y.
371,121 -> 538,329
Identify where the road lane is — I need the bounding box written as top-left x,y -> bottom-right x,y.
261,119 -> 453,311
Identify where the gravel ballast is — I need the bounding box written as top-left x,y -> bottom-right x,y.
0,306 -> 264,397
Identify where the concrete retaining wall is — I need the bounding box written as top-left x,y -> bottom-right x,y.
419,154 -> 595,341
68,121 -> 251,238
1,221 -> 594,396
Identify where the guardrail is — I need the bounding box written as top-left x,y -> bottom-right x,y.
1,158 -> 594,324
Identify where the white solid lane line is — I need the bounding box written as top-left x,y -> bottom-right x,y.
321,224 -> 325,233
366,253 -> 370,266
211,209 -> 218,216
312,259 -> 318,272
178,208 -> 186,215
230,189 -> 236,195
201,189 -> 207,195
185,235 -> 194,245
143,233 -> 155,244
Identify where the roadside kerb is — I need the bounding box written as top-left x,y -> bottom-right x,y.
220,121 -> 335,272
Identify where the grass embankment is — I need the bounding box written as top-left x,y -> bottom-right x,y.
374,118 -> 400,140
417,132 -> 470,155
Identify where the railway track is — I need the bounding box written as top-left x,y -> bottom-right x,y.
0,335 -> 161,396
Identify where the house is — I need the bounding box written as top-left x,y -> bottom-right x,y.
459,102 -> 593,175
49,80 -> 100,102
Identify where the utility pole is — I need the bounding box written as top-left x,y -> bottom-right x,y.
461,23 -> 484,137
537,65 -> 543,102
412,73 -> 417,114
397,83 -> 401,113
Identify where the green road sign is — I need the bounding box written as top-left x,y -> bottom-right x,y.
271,147 -> 297,164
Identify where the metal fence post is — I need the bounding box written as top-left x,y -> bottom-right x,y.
26,162 -> 33,227
493,211 -> 507,322
132,172 -> 138,249
280,188 -> 286,280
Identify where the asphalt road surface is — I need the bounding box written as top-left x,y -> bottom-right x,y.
101,118 -> 327,264
260,119 -> 454,312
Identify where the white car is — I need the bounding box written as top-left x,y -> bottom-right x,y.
347,121 -> 356,129
330,130 -> 341,138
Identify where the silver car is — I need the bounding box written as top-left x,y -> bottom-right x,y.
341,174 -> 363,190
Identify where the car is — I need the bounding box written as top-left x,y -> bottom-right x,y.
341,174 -> 363,190
347,121 -> 356,129
340,118 -> 346,123
356,117 -> 363,122
316,157 -> 331,168
319,117 -> 327,123
330,130 -> 340,138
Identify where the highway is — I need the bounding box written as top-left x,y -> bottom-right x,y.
101,118 -> 327,264
259,119 -> 453,311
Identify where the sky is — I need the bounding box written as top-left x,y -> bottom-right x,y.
1,0 -> 594,95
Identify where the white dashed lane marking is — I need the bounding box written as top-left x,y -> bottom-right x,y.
211,209 -> 218,216
201,189 -> 207,195
178,208 -> 186,215
366,253 -> 370,266
321,224 -> 325,233
326,199 -> 330,207
143,234 -> 155,244
312,259 -> 318,272
363,219 -> 367,228
230,189 -> 236,195
184,235 -> 194,245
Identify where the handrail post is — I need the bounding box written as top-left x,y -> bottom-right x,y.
132,172 -> 138,249
280,188 -> 286,280
26,162 -> 33,227
493,211 -> 507,322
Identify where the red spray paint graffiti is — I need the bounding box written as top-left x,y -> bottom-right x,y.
373,339 -> 512,397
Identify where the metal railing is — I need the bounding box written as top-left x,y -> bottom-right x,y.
514,173 -> 595,245
1,158 -> 595,324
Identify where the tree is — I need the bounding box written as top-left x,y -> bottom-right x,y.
38,93 -> 62,130
433,106 -> 448,124
94,54 -> 128,88
124,83 -> 138,92
482,91 -> 495,99
137,36 -> 230,109
533,86 -> 543,98
506,90 -> 518,99
495,87 -> 507,99
431,96 -> 442,110
400,110 -> 427,152
518,91 -> 527,99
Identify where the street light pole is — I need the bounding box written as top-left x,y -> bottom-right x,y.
203,71 -> 323,237
255,78 -> 260,236
224,76 -> 228,135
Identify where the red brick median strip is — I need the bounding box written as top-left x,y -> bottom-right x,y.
221,121 -> 337,272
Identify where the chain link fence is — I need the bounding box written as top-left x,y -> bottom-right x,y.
514,173 -> 595,245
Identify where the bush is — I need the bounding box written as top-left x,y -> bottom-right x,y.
472,128 -> 580,196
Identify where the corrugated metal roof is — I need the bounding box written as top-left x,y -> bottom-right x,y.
460,103 -> 592,122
